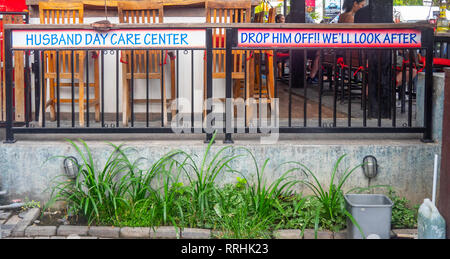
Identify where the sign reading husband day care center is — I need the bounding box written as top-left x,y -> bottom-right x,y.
238,28 -> 422,48
11,29 -> 206,49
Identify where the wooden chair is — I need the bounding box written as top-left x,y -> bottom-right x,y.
254,11 -> 264,23
205,0 -> 252,123
118,1 -> 175,126
39,2 -> 100,126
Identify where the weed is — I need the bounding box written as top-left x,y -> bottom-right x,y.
388,188 -> 418,229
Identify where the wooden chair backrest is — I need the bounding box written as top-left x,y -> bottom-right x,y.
206,0 -> 251,77
39,3 -> 84,75
39,2 -> 83,24
118,1 -> 164,75
118,1 -> 164,24
254,12 -> 264,23
267,7 -> 275,23
206,0 -> 251,24
254,7 -> 275,23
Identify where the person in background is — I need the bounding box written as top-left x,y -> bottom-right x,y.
304,12 -> 320,84
275,14 -> 285,23
338,0 -> 366,23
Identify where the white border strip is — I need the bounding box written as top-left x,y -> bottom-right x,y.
12,29 -> 206,49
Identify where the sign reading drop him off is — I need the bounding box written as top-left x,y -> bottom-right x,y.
238,28 -> 422,48
11,29 -> 206,49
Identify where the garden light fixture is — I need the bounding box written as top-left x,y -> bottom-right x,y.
63,156 -> 79,180
362,155 -> 378,179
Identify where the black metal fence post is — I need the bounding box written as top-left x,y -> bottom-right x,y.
205,28 -> 214,143
224,28 -> 234,144
3,28 -> 16,143
422,27 -> 434,143
33,52 -> 40,121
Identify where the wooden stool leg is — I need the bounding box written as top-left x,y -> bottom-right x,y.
38,76 -> 45,127
122,62 -> 129,127
267,53 -> 275,114
161,76 -> 167,126
78,52 -> 85,126
170,57 -> 176,121
48,53 -> 56,121
246,56 -> 255,126
94,56 -> 100,122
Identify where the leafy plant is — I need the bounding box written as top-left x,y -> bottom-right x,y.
210,148 -> 304,238
235,177 -> 247,190
388,188 -> 418,229
211,184 -> 272,239
45,139 -> 411,239
287,154 -> 365,237
174,132 -> 243,227
238,148 -> 301,220
21,199 -> 41,211
45,139 -> 183,226
45,139 -> 130,225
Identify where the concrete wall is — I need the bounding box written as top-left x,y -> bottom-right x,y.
417,72 -> 445,143
0,136 -> 441,206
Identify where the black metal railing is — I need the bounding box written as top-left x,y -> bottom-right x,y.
2,23 -> 435,143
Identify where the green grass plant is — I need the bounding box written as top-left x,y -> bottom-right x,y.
285,154 -> 365,236
45,139 -> 184,226
45,139 -> 415,239
173,132 -> 244,227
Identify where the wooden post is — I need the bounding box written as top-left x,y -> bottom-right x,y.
438,68 -> 450,238
13,51 -> 25,122
2,15 -> 14,122
13,14 -> 26,122
3,15 -> 26,122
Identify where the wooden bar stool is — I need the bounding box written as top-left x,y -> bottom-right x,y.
39,2 -> 100,126
250,7 -> 276,121
118,0 -> 176,127
204,0 -> 252,123
253,7 -> 275,97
